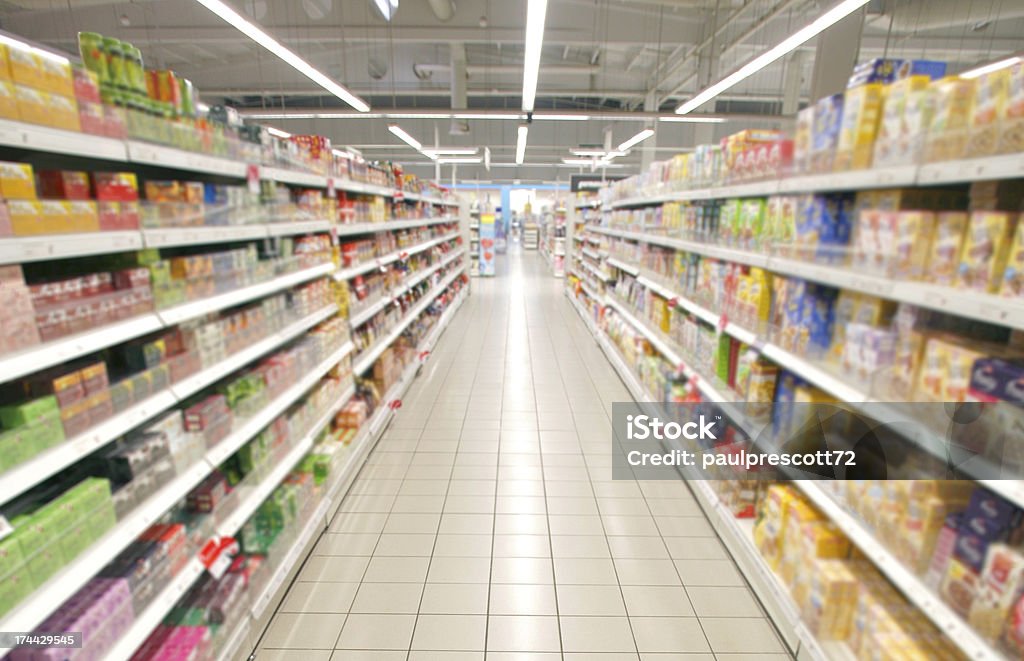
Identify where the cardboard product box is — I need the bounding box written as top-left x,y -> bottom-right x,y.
999,62 -> 1024,154
967,68 -> 1011,157
891,211 -> 936,280
0,80 -> 18,121
0,161 -> 36,199
927,211 -> 970,286
874,75 -> 932,167
91,172 -> 138,202
957,211 -> 1018,293
835,83 -> 884,171
12,84 -> 46,126
925,77 -> 976,162
45,92 -> 79,132
812,94 -> 844,173
6,44 -> 42,90
36,170 -> 91,200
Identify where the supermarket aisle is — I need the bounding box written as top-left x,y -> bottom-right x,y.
255,250 -> 789,660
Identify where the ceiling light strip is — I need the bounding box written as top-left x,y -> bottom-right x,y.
960,55 -> 1022,79
617,129 -> 654,152
676,0 -> 870,114
192,0 -> 370,112
516,125 -> 529,165
522,0 -> 549,112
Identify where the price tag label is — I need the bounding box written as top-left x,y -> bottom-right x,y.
200,536 -> 238,579
419,350 -> 431,361
389,399 -> 403,410
247,164 -> 261,194
668,297 -> 679,309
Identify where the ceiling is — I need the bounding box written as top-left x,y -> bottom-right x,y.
2,0 -> 1023,183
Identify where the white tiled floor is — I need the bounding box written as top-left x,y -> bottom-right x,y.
255,249 -> 789,660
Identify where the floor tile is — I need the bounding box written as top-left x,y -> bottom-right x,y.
391,495 -> 446,513
560,616 -> 637,653
433,533 -> 493,557
489,583 -> 557,615
383,512 -> 441,534
492,534 -> 551,557
427,556 -> 492,583
663,538 -> 728,560
262,613 -> 345,649
313,533 -> 380,556
673,559 -> 744,587
445,494 -> 497,513
556,584 -> 627,616
335,613 -> 416,650
554,557 -> 619,585
280,581 -> 358,613
362,556 -> 430,583
614,558 -> 683,585
698,617 -> 785,653
298,556 -> 370,583
419,583 -> 489,614
486,616 -> 561,652
685,586 -> 762,617
621,585 -> 695,617
257,651 -> 333,661
439,513 -> 494,534
350,582 -> 424,613
550,535 -> 611,558
373,533 -> 436,556
629,617 -> 710,653
607,536 -> 670,559
495,513 -> 549,535
411,614 -> 487,651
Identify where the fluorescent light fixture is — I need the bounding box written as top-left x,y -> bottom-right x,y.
571,149 -> 608,157
961,55 -> 1022,79
562,158 -> 599,165
533,114 -> 591,121
192,0 -> 370,112
372,0 -> 399,20
617,128 -> 654,152
266,126 -> 292,139
388,124 -> 423,151
422,148 -> 480,156
676,0 -> 870,114
437,157 -> 483,164
516,125 -> 529,164
658,116 -> 726,123
453,113 -> 525,120
522,0 -> 549,112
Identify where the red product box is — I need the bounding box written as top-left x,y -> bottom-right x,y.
113,268 -> 150,291
92,172 -> 139,202
72,68 -> 101,103
37,170 -> 91,200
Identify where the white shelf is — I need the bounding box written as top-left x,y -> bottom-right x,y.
266,220 -> 332,237
0,313 -> 164,386
126,140 -> 246,178
104,559 -> 205,661
333,216 -> 455,237
159,262 -> 334,326
0,304 -> 337,509
581,259 -> 613,282
0,231 -> 143,265
605,256 -> 639,276
141,224 -> 270,248
796,482 -> 1007,661
261,167 -> 327,188
0,119 -> 126,161
592,226 -> 1024,331
348,248 -> 466,328
206,340 -> 355,467
333,231 -> 460,281
581,247 -> 601,260
352,268 -> 463,375
607,156 -> 1024,208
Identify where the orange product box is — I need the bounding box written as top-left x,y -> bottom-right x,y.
6,43 -> 42,90
13,84 -> 46,125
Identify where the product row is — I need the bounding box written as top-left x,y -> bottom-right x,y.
606,56 -> 1021,199
0,235 -> 332,356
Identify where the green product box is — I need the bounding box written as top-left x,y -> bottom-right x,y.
23,545 -> 62,586
0,536 -> 24,580
0,429 -> 32,473
32,414 -> 66,453
0,396 -> 59,428
0,570 -> 33,618
60,477 -> 112,515
741,198 -> 766,246
58,522 -> 94,563
715,334 -> 732,383
84,502 -> 117,537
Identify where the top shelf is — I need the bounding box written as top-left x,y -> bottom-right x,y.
0,119 -> 457,204
608,155 -> 1024,207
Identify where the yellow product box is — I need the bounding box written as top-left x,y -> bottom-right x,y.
957,210 -> 1017,293
753,484 -> 801,568
940,556 -> 980,617
38,200 -> 97,234
998,62 -> 1024,153
794,106 -> 814,173
853,294 -> 897,326
925,77 -> 976,162
874,75 -> 931,167
835,83 -> 884,171
804,559 -> 858,640
749,268 -> 772,322
831,290 -> 861,364
892,210 -> 936,280
36,54 -> 72,97
0,161 -> 36,199
928,211 -> 969,286
6,43 -> 42,90
13,84 -> 46,125
899,495 -> 968,574
898,85 -> 935,165
967,68 -> 1010,157
0,43 -> 9,81
778,500 -> 824,585
7,199 -> 41,236
0,81 -> 17,121
914,335 -> 987,402
891,330 -> 929,398
1000,219 -> 1024,298
45,93 -> 80,132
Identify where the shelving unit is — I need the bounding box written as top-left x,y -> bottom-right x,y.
0,92 -> 470,661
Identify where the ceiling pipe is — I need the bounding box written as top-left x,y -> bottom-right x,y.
412,63 -> 601,76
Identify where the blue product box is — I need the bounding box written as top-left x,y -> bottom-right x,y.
968,358 -> 1024,407
953,531 -> 995,573
849,58 -> 903,87
803,284 -> 838,353
813,95 -> 844,158
964,488 -> 1021,532
897,59 -> 946,81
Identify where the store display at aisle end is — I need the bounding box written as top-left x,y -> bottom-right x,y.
0,28 -> 469,661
